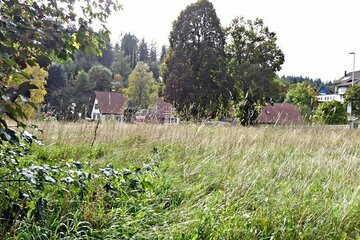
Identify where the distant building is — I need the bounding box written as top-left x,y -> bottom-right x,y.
316,70 -> 360,103
135,98 -> 179,124
90,92 -> 178,123
257,103 -> 304,125
90,91 -> 126,122
156,98 -> 176,123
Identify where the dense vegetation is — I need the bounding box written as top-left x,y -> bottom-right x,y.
1,122 -> 359,239
1,0 -> 358,238
3,0 -> 348,125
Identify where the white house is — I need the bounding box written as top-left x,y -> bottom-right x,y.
316,70 -> 360,103
90,91 -> 126,122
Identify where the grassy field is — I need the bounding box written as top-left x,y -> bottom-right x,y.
3,121 -> 360,239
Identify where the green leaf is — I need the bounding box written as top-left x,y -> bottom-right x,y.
45,175 -> 56,183
36,55 -> 51,68
17,82 -> 38,98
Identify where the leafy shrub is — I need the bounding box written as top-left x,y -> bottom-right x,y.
314,101 -> 347,125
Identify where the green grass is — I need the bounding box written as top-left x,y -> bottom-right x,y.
2,122 -> 360,239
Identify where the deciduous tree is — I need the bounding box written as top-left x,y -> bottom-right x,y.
0,1 -> 120,229
163,0 -> 229,119
284,82 -> 317,120
344,84 -> 360,117
226,17 -> 284,125
111,44 -> 132,87
46,63 -> 66,91
127,62 -> 157,109
3,64 -> 47,117
89,65 -> 113,91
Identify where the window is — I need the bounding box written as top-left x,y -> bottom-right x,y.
93,113 -> 100,120
94,104 -> 99,109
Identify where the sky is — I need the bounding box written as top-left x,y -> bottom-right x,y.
107,0 -> 360,82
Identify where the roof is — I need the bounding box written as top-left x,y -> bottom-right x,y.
318,86 -> 334,95
94,91 -> 126,114
334,70 -> 360,86
257,103 -> 304,125
156,98 -> 173,112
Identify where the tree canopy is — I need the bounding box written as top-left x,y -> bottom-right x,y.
314,101 -> 347,125
121,33 -> 138,69
111,45 -> 132,87
163,0 -> 229,119
284,82 -> 317,120
226,17 -> 284,124
0,0 -> 121,127
127,62 -> 157,109
344,84 -> 360,118
88,65 -> 113,92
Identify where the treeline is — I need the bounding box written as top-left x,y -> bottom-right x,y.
22,0 -> 336,125
282,75 -> 335,89
159,0 -> 333,124
43,34 -> 166,120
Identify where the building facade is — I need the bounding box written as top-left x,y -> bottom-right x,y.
317,70 -> 360,103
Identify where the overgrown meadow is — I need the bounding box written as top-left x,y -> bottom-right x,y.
1,122 -> 359,239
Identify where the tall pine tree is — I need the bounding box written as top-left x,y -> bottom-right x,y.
138,38 -> 149,62
121,33 -> 138,69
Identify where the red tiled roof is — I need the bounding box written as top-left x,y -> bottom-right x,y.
94,91 -> 126,114
257,103 -> 304,125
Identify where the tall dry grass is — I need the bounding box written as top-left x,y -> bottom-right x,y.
29,121 -> 360,239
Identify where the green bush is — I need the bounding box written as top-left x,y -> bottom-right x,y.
314,101 -> 347,125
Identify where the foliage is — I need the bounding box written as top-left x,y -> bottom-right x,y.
314,101 -> 347,125
268,77 -> 291,103
138,38 -> 149,62
284,82 -> 317,121
111,44 -> 132,87
226,17 -> 284,125
148,43 -> 160,81
344,84 -> 360,117
283,75 -> 325,89
72,71 -> 93,117
3,64 -> 48,117
74,50 -> 99,72
121,33 -> 139,69
3,122 -> 359,239
163,0 -> 229,119
88,65 -> 113,92
0,0 -> 120,236
62,59 -> 77,83
0,140 -> 159,238
46,63 -> 66,91
98,40 -> 114,69
159,45 -> 167,64
0,0 -> 121,78
74,37 -> 114,73
126,62 -> 158,109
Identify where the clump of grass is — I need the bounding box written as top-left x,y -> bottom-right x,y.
8,121 -> 360,239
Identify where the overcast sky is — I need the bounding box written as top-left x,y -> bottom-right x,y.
107,0 -> 360,82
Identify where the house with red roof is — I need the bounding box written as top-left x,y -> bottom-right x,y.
90,92 -> 178,123
257,103 -> 304,125
91,91 -> 127,122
